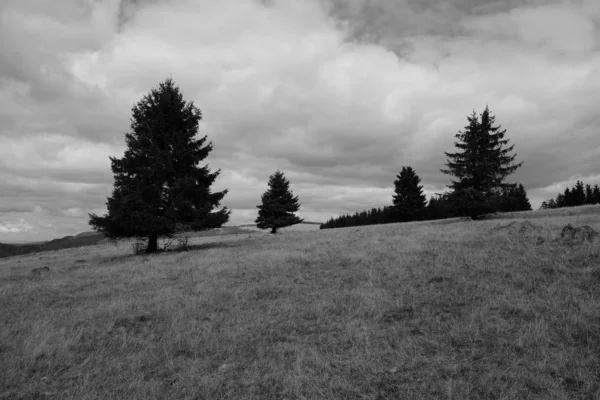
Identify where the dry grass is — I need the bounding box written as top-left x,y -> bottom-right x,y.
1,210 -> 600,399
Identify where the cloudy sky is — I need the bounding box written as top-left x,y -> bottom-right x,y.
1,0 -> 599,242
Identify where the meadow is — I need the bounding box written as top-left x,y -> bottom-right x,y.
1,208 -> 599,399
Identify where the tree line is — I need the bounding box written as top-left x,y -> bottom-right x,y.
321,108 -> 532,229
89,78 -> 533,252
540,180 -> 600,209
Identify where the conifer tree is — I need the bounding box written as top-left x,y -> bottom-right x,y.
540,198 -> 558,209
572,180 -> 586,206
585,184 -> 594,204
511,183 -> 532,211
255,170 -> 303,233
89,78 -> 230,253
562,188 -> 573,207
441,107 -> 523,196
392,166 -> 427,221
593,185 -> 600,204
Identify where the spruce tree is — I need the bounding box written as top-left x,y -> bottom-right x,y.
392,166 -> 427,221
89,78 -> 230,253
498,183 -> 531,212
562,188 -> 572,207
585,184 -> 594,204
593,185 -> 600,204
255,170 -> 303,233
572,180 -> 586,206
513,183 -> 532,211
540,198 -> 558,209
441,106 -> 523,196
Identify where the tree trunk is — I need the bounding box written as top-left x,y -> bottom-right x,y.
270,226 -> 277,234
146,233 -> 158,253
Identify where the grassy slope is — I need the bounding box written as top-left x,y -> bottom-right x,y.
1,210 -> 599,399
0,235 -> 106,259
0,227 -> 260,259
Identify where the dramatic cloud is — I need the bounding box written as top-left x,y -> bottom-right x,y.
1,0 -> 599,241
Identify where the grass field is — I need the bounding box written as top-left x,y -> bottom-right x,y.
1,208 -> 599,399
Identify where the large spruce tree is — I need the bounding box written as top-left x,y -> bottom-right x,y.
441,106 -> 523,218
256,170 -> 303,233
89,78 -> 230,253
441,106 -> 523,196
392,166 -> 427,221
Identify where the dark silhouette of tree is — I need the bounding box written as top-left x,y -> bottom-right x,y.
514,183 -> 532,211
320,207 -> 399,229
585,184 -> 594,205
572,180 -> 586,206
498,183 -> 532,211
559,188 -> 571,207
593,185 -> 600,204
392,166 -> 427,221
256,170 -> 303,233
540,198 -> 558,209
89,78 -> 230,253
542,181 -> 600,210
441,106 -> 523,196
425,194 -> 454,220
446,188 -> 497,219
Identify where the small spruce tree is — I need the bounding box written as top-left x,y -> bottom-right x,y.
392,166 -> 427,221
593,185 -> 600,204
572,180 -> 586,206
513,183 -> 532,211
255,170 -> 303,233
89,78 -> 230,253
585,184 -> 594,205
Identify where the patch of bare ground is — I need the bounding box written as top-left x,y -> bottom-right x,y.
1,211 -> 600,399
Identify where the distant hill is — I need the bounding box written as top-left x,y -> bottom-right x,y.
0,233 -> 107,259
0,226 -> 265,259
0,222 -> 325,259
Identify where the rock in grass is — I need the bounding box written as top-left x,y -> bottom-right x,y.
561,224 -> 599,244
31,266 -> 50,276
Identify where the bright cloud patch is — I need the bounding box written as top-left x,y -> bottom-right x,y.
0,219 -> 34,234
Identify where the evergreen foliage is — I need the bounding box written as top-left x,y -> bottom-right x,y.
594,185 -> 600,204
585,184 -> 594,205
441,106 -> 523,196
541,180 -> 600,209
441,106 -> 523,218
572,180 -> 586,206
89,78 -> 230,253
540,198 -> 559,209
255,170 -> 303,233
320,207 -> 393,229
392,166 -> 427,221
498,183 -> 532,212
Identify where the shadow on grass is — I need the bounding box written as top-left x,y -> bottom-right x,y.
178,240 -> 248,252
98,238 -> 256,264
